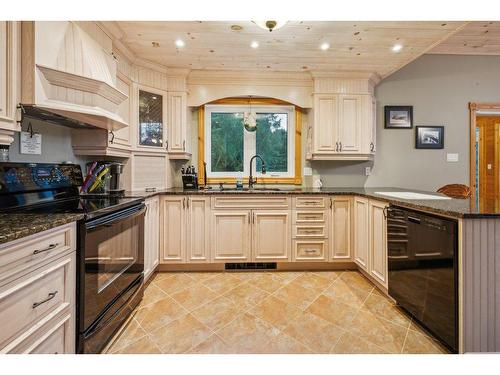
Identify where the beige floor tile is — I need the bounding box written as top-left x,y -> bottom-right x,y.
348,309 -> 408,353
340,271 -> 374,292
229,272 -> 259,282
292,273 -> 332,292
184,272 -> 219,282
322,278 -> 371,308
215,312 -> 281,353
252,273 -> 292,293
202,273 -> 242,294
109,319 -> 147,352
361,293 -> 412,328
222,283 -> 270,310
283,309 -> 345,353
263,333 -> 313,354
186,334 -> 234,354
135,296 -> 188,333
273,271 -> 304,282
402,329 -> 449,354
249,295 -> 303,331
113,336 -> 161,354
273,281 -> 322,310
154,273 -> 198,294
306,295 -> 359,326
139,283 -> 168,308
313,271 -> 343,281
331,332 -> 388,354
191,296 -> 241,331
170,284 -> 218,311
150,314 -> 212,354
152,272 -> 175,282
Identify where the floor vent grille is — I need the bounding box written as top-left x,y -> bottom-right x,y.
225,263 -> 277,270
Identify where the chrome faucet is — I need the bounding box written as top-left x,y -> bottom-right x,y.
249,155 -> 266,189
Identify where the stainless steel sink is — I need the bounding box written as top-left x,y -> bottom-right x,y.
203,187 -> 283,193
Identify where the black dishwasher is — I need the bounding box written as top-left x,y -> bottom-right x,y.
387,206 -> 458,353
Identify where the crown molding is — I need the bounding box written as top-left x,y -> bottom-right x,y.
310,71 -> 382,86
188,69 -> 313,87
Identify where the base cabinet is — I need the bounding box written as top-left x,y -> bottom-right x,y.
211,211 -> 251,261
330,197 -> 352,260
186,196 -> 210,262
144,196 -> 159,281
253,211 -> 291,261
353,197 -> 369,271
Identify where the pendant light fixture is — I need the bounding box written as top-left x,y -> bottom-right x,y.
253,21 -> 287,32
243,97 -> 257,132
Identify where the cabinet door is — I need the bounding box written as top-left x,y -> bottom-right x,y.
369,200 -> 389,287
112,73 -> 132,148
353,197 -> 369,271
252,210 -> 291,261
167,91 -> 187,153
186,196 -> 210,263
137,88 -> 167,151
160,197 -> 185,263
144,197 -> 159,280
331,197 -> 352,260
0,21 -> 20,133
211,211 -> 251,261
314,95 -> 338,152
338,95 -> 362,153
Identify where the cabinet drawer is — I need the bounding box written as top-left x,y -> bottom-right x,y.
294,211 -> 327,224
0,223 -> 76,287
211,196 -> 290,209
294,226 -> 327,238
293,240 -> 328,262
293,196 -> 327,209
0,253 -> 74,350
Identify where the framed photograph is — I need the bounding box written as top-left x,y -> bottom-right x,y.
415,126 -> 444,149
384,106 -> 413,129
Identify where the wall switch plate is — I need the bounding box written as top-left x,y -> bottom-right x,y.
365,166 -> 371,176
447,153 -> 459,162
303,167 -> 313,176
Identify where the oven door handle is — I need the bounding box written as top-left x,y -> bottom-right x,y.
85,204 -> 146,230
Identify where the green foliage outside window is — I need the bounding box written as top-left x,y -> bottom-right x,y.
211,113 -> 244,172
256,113 -> 288,172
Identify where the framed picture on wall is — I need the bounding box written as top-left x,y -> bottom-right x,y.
415,126 -> 444,149
384,105 -> 413,129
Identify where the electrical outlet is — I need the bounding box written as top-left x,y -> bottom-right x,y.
447,153 -> 459,162
365,166 -> 371,176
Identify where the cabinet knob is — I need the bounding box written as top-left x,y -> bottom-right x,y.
183,140 -> 186,150
335,142 -> 339,152
370,142 -> 374,152
339,142 -> 342,152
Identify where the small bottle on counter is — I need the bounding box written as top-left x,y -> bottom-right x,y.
236,171 -> 243,189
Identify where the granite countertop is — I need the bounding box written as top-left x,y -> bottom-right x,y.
123,186 -> 493,219
0,212 -> 84,245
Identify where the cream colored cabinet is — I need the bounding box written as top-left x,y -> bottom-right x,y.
144,196 -> 160,281
160,196 -> 210,263
211,210 -> 251,261
0,223 -> 76,354
253,211 -> 291,261
167,91 -> 191,160
160,197 -> 185,262
330,197 -> 352,260
353,197 -> 369,271
369,200 -> 389,288
338,95 -> 362,153
313,95 -> 338,153
0,21 -> 20,145
136,86 -> 168,153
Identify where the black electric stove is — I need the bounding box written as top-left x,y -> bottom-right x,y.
0,162 -> 145,354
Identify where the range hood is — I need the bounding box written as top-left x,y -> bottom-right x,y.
21,21 -> 129,131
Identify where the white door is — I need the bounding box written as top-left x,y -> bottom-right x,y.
369,200 -> 389,287
160,197 -> 185,263
331,197 -> 352,260
167,91 -> 187,153
252,210 -> 291,261
144,197 -> 159,281
211,211 -> 251,261
353,197 -> 369,271
338,95 -> 362,153
314,95 -> 338,152
112,74 -> 132,148
186,196 -> 210,262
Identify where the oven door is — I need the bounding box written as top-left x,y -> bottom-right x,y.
79,203 -> 145,332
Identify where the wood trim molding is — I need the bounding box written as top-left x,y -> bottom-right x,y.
197,97 -> 302,185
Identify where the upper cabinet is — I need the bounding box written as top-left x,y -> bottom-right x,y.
137,87 -> 167,152
20,21 -> 128,131
0,21 -> 21,145
166,72 -> 191,160
308,74 -> 378,161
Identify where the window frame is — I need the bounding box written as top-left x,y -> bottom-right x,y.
198,98 -> 302,185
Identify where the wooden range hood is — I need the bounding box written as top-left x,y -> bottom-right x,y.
20,21 -> 128,131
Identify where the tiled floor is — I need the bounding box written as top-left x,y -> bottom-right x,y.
107,270 -> 449,354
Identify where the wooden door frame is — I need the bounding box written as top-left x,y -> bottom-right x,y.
469,102 -> 500,204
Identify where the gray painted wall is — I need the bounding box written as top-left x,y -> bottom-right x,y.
316,54 -> 500,190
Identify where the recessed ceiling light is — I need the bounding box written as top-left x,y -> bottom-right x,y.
250,41 -> 259,49
392,44 -> 403,52
175,39 -> 185,48
320,42 -> 330,51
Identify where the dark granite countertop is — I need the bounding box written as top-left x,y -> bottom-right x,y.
123,186 -> 494,219
0,213 -> 84,245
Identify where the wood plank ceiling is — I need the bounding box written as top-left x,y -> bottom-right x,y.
112,21 -> 467,77
429,21 -> 500,55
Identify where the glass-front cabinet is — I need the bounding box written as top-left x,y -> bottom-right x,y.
137,88 -> 167,151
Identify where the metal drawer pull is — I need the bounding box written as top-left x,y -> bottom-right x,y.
33,243 -> 59,255
304,230 -> 320,233
303,201 -> 317,204
32,291 -> 58,309
304,249 -> 318,253
304,216 -> 318,219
